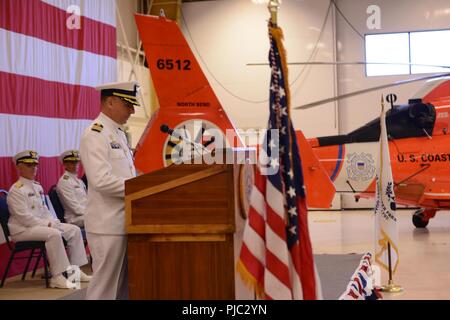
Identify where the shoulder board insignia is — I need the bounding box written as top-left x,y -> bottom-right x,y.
33,181 -> 41,185
92,123 -> 104,133
14,182 -> 23,189
63,175 -> 69,180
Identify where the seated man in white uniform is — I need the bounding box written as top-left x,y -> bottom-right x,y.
56,150 -> 87,227
7,150 -> 92,289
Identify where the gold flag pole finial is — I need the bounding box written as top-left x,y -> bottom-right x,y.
268,0 -> 280,26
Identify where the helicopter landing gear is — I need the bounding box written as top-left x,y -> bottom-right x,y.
412,208 -> 437,228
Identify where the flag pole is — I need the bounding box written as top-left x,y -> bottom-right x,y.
387,242 -> 393,283
380,242 -> 403,292
378,95 -> 403,293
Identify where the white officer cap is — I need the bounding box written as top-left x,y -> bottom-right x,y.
95,81 -> 140,107
13,150 -> 39,165
59,150 -> 80,163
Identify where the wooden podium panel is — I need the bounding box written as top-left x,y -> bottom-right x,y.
128,235 -> 235,299
125,163 -> 237,299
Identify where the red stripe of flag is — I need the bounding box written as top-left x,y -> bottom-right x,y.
265,248 -> 291,289
247,170 -> 266,239
0,72 -> 100,119
296,197 -> 317,299
0,0 -> 116,58
266,205 -> 288,239
239,243 -> 265,285
247,207 -> 266,240
348,289 -> 359,299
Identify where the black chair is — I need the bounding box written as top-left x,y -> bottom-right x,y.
48,185 -> 66,223
0,190 -> 50,288
81,174 -> 88,191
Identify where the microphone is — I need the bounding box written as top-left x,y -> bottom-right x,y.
160,124 -> 169,133
160,124 -> 183,140
160,124 -> 213,157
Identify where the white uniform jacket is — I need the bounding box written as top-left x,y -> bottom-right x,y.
80,112 -> 136,235
56,171 -> 87,226
7,177 -> 59,236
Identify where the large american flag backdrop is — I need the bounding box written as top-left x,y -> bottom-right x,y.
0,0 -> 116,278
237,22 -> 322,300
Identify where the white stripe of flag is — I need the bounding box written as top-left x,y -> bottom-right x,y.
0,28 -> 116,87
0,114 -> 92,157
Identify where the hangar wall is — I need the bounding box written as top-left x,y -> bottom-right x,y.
180,0 -> 339,138
336,0 -> 450,208
115,0 -> 152,148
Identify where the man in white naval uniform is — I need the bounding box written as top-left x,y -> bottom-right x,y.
80,81 -> 138,300
7,150 -> 91,289
56,150 -> 87,227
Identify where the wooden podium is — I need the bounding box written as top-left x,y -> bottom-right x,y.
125,163 -> 238,300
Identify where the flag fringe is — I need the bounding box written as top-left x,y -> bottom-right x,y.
236,261 -> 265,299
269,25 -> 291,113
375,229 -> 400,274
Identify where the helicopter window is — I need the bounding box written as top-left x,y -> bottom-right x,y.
408,103 -> 435,129
317,103 -> 436,146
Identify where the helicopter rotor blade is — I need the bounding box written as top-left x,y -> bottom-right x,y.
247,61 -> 450,69
293,72 -> 450,110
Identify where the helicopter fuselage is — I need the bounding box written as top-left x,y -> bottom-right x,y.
307,95 -> 450,210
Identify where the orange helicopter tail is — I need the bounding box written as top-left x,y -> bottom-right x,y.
133,14 -> 243,174
296,130 -> 336,208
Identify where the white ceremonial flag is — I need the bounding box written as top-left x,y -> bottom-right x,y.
374,96 -> 399,274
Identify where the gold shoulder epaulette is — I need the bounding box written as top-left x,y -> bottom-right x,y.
63,175 -> 69,180
14,182 -> 23,189
92,123 -> 104,133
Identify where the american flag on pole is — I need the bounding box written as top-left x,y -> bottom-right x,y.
237,21 -> 322,300
374,97 -> 399,274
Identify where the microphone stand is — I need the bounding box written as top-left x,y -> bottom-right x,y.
178,130 -> 208,159
161,124 -> 216,163
165,129 -> 214,163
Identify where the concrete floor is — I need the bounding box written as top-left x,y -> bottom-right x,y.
1,208 -> 449,300
0,266 -> 90,300
309,209 -> 450,300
